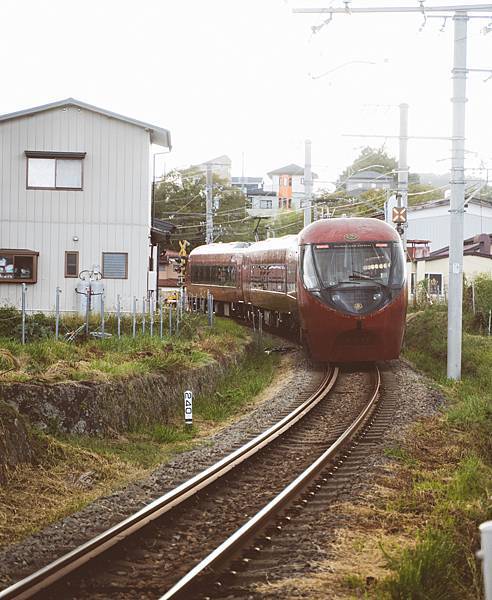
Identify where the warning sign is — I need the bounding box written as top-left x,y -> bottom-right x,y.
392,207 -> 407,224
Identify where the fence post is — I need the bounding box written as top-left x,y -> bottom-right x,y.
132,296 -> 137,338
479,521 -> 492,600
85,286 -> 91,335
142,297 -> 146,334
55,286 -> 61,340
259,310 -> 263,338
21,283 -> 27,344
488,309 -> 491,336
160,299 -> 163,339
169,303 -> 173,335
117,294 -> 121,338
100,295 -> 105,336
150,297 -> 154,337
472,281 -> 476,314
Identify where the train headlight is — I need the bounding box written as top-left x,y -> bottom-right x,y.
373,292 -> 382,301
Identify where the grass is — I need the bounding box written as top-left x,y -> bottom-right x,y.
371,306 -> 492,599
0,313 -> 250,383
0,342 -> 281,547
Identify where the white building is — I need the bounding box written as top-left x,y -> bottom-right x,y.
193,155 -> 231,183
0,98 -> 171,312
406,198 -> 492,251
345,170 -> 394,195
408,233 -> 492,297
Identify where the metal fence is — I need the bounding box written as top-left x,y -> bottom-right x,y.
0,284 -> 215,344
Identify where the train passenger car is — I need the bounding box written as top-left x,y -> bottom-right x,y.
242,236 -> 298,327
187,242 -> 248,316
187,217 -> 407,363
298,218 -> 407,362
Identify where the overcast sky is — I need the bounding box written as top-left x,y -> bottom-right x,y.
2,0 -> 491,188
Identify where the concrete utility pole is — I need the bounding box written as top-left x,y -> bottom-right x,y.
304,139 -> 313,227
206,163 -> 213,244
398,103 -> 409,246
295,2 -> 492,381
447,11 -> 468,380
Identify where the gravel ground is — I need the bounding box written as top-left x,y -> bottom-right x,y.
0,350 -> 323,591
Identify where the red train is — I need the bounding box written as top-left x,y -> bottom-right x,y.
186,218 -> 407,362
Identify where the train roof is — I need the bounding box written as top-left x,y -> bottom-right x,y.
189,235 -> 298,258
298,217 -> 401,244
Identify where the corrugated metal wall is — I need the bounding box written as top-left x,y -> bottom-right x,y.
0,106 -> 151,312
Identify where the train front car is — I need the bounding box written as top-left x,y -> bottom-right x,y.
298,218 -> 407,363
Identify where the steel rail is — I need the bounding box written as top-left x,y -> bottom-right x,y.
0,367 -> 339,600
161,366 -> 381,600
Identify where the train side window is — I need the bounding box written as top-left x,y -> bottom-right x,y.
301,246 -> 319,290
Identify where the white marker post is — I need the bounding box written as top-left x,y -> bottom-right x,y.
184,390 -> 193,426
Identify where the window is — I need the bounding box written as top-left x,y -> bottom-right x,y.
0,250 -> 38,283
260,198 -> 272,209
425,273 -> 443,295
190,264 -> 236,287
102,253 -> 128,279
65,251 -> 79,278
26,151 -> 85,190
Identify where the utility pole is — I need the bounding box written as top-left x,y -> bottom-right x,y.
304,139 -> 313,227
206,163 -> 213,244
295,2 -> 492,380
398,103 -> 409,247
447,11 -> 468,380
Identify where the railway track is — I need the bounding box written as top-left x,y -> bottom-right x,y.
0,363 -> 389,600
1,365 -> 337,599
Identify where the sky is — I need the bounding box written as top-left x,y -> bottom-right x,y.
1,0 -> 491,189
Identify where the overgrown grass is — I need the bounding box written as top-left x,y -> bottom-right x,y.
375,306 -> 492,599
0,313 -> 250,383
60,347 -> 280,469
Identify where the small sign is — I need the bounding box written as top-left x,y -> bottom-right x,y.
184,390 -> 193,425
453,262 -> 460,274
392,207 -> 407,224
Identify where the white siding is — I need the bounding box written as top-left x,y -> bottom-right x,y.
407,202 -> 492,251
0,106 -> 151,312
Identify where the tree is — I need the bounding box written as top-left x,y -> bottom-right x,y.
407,183 -> 443,206
339,146 -> 398,185
153,168 -> 257,250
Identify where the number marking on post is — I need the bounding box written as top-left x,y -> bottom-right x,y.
184,390 -> 193,425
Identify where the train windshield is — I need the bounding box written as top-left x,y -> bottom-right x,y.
302,242 -> 405,315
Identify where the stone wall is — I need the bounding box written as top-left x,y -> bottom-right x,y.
0,353 -> 242,437
0,402 -> 35,484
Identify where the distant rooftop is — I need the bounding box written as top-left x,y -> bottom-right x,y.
347,170 -> 393,181
0,97 -> 172,148
267,163 -> 318,178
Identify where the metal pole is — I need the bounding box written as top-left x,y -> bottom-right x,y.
169,303 -> 172,335
206,163 -> 213,244
398,103 -> 409,249
101,295 -> 105,336
479,521 -> 492,600
447,11 -> 468,380
472,281 -> 476,314
55,286 -> 61,340
132,296 -> 137,338
21,283 -> 26,344
304,139 -> 312,228
160,299 -> 163,338
488,309 -> 491,336
150,297 -> 154,337
85,286 -> 90,335
142,297 -> 146,334
117,294 -> 121,338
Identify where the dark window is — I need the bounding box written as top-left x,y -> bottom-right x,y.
65,251 -> 79,278
25,151 -> 86,190
102,253 -> 128,279
0,250 -> 38,283
191,263 -> 236,287
425,273 -> 442,295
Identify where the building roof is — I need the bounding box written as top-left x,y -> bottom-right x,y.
198,155 -> 231,167
408,197 -> 492,213
0,98 -> 172,149
267,163 -> 318,178
347,170 -> 393,181
232,176 -> 263,184
247,190 -> 276,197
417,233 -> 492,261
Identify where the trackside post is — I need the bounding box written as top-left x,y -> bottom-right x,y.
184,390 -> 193,426
479,521 -> 492,600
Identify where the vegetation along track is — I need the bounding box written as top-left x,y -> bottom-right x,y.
1,364 -> 387,600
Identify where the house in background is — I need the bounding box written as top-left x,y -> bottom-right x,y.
345,170 -> 394,196
193,155 -> 231,183
265,163 -> 317,211
408,233 -> 492,297
231,176 -> 263,194
407,197 -> 492,251
0,98 -> 171,312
